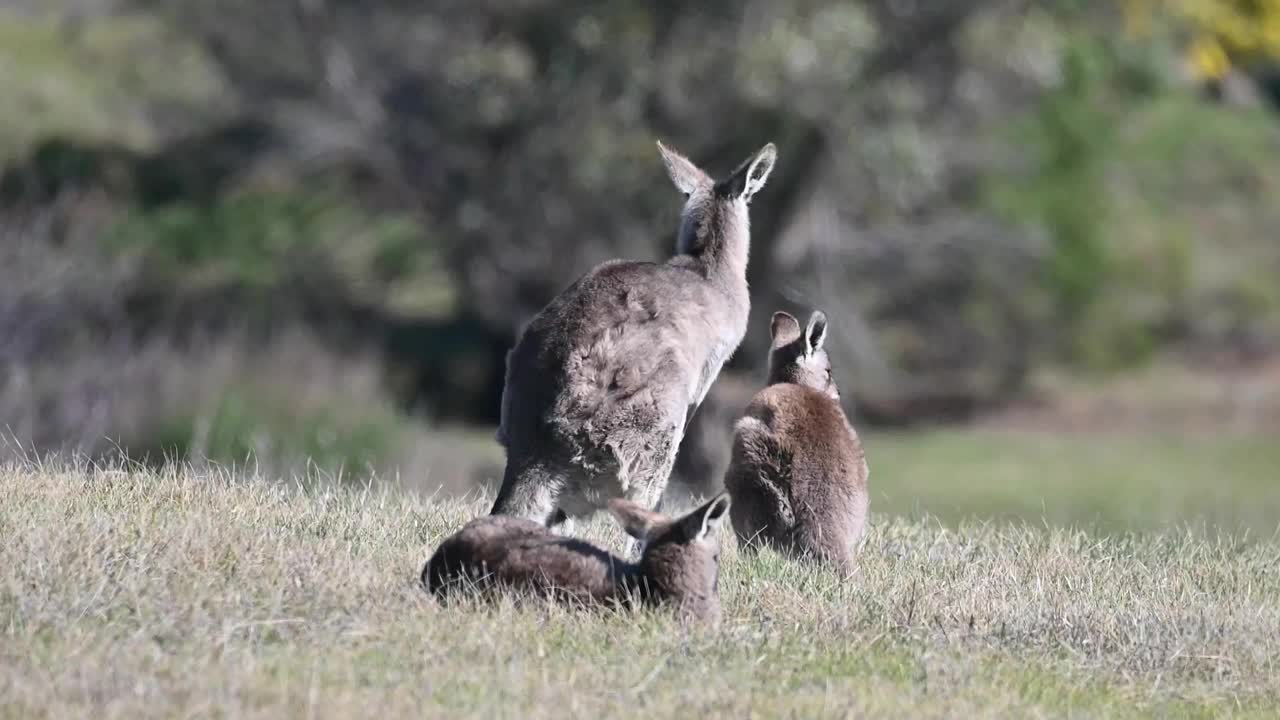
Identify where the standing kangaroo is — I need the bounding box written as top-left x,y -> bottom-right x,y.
491,141 -> 777,539
724,311 -> 869,573
423,493 -> 731,625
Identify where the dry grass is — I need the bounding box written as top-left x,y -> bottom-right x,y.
3,461 -> 1278,718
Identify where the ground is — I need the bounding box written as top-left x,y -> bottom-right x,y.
3,430 -> 1278,719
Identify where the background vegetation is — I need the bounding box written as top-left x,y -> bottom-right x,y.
1,0 -> 1277,498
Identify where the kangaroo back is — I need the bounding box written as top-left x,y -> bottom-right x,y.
422,515 -> 621,604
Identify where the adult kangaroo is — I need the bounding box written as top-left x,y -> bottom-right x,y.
491,141 -> 777,540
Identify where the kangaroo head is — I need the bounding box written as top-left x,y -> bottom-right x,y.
657,141 -> 776,271
767,310 -> 838,399
608,493 -> 731,619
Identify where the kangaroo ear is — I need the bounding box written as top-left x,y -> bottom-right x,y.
608,499 -> 666,541
689,492 -> 731,541
771,311 -> 801,348
657,141 -> 711,196
804,311 -> 828,356
719,143 -> 777,201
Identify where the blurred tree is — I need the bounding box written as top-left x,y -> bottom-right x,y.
123,0 -> 1025,402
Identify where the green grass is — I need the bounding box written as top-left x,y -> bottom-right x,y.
3,460 -> 1278,718
866,429 -> 1280,535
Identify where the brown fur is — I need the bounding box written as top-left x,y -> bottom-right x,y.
723,311 -> 869,572
490,142 -> 777,540
423,493 -> 731,625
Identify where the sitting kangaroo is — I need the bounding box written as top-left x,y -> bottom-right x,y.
724,311 -> 868,572
491,141 -> 777,540
422,493 -> 731,625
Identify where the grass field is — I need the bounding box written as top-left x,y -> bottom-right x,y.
409,426 -> 1280,537
3,433 -> 1278,719
865,429 -> 1280,535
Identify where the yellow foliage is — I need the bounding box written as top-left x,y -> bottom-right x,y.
1189,35 -> 1232,78
1126,0 -> 1280,78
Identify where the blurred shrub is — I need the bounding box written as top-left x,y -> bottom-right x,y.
105,188 -> 455,317
989,29 -> 1280,369
1109,92 -> 1280,357
1015,39 -> 1115,336
0,9 -> 221,163
0,198 -> 406,475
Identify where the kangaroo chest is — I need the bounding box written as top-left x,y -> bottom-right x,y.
689,299 -> 749,410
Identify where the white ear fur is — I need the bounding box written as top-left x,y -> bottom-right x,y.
741,143 -> 777,201
804,311 -> 828,356
657,141 -> 709,195
695,493 -> 731,540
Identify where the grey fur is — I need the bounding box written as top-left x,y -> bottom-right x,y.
491,141 -> 777,537
422,493 -> 731,625
723,310 -> 869,573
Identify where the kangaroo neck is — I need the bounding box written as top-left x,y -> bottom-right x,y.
674,199 -> 750,289
703,241 -> 750,290
766,374 -> 844,407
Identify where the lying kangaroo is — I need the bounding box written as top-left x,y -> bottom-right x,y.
724,311 -> 868,572
491,141 -> 776,538
422,493 -> 731,625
